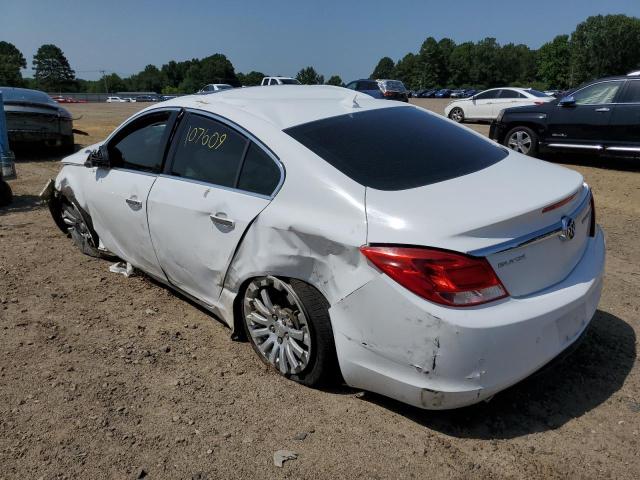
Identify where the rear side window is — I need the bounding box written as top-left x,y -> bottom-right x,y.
358,81 -> 379,91
619,80 -> 640,103
170,114 -> 247,187
285,106 -> 507,191
237,143 -> 281,196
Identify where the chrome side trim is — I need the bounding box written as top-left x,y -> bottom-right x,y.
468,188 -> 591,257
547,143 -> 603,150
606,146 -> 640,153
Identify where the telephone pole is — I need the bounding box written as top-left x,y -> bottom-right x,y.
100,70 -> 109,93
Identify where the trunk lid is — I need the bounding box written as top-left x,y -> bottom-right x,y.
365,154 -> 590,297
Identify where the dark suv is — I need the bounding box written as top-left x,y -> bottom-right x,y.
490,75 -> 640,158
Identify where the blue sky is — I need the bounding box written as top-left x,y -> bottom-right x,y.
2,0 -> 640,82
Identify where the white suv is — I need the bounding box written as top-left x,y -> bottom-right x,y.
261,76 -> 301,86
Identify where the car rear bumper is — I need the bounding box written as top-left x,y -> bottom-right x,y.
329,226 -> 605,409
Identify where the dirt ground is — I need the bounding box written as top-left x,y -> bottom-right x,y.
1,99 -> 639,479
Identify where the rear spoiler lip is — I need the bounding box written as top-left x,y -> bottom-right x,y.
467,184 -> 591,258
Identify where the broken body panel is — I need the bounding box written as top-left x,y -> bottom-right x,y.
47,86 -> 606,409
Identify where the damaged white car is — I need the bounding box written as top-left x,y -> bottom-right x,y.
44,86 -> 605,409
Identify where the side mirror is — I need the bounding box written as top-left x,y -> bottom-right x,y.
84,145 -> 111,168
558,95 -> 576,107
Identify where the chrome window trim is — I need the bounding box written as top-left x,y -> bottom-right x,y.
468,187 -> 591,257
167,107 -> 285,200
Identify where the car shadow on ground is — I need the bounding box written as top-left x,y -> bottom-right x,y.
361,309 -> 636,439
545,153 -> 640,173
0,194 -> 44,216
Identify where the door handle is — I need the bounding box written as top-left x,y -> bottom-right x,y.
125,198 -> 142,209
210,213 -> 235,228
595,107 -> 610,112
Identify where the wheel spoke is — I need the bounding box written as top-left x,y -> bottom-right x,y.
252,298 -> 272,317
288,327 -> 305,342
247,312 -> 270,327
259,334 -> 275,355
278,345 -> 288,373
268,341 -> 279,364
288,337 -> 306,360
284,340 -> 299,371
250,327 -> 270,339
260,289 -> 274,313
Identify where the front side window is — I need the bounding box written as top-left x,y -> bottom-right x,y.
475,90 -> 499,100
237,143 -> 281,196
619,80 -> 640,103
108,112 -> 171,172
170,114 -> 247,187
573,81 -> 623,105
345,82 -> 357,90
285,106 -> 507,191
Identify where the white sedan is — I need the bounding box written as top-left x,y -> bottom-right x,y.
444,87 -> 554,123
44,86 -> 604,409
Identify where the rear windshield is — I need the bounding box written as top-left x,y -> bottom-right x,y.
380,80 -> 406,92
528,89 -> 549,97
280,78 -> 301,85
284,106 -> 508,191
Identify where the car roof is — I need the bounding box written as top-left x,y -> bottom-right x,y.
0,86 -> 58,105
144,85 -> 402,130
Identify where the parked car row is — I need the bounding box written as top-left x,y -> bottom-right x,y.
106,95 -> 175,103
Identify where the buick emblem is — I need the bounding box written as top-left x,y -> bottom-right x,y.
560,216 -> 576,241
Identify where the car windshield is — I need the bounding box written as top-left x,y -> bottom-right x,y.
280,79 -> 301,85
527,89 -> 550,97
285,106 -> 508,191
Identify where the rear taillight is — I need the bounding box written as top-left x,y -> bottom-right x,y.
383,91 -> 393,97
360,246 -> 508,307
534,101 -> 544,105
589,192 -> 596,237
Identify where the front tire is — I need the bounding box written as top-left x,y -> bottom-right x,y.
0,180 -> 12,207
448,107 -> 464,123
504,126 -> 538,156
242,276 -> 338,387
60,198 -> 108,258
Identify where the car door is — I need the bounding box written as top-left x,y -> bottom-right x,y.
469,90 -> 499,119
86,109 -> 178,280
147,111 -> 283,306
491,89 -> 525,117
607,79 -> 640,156
546,80 -> 624,149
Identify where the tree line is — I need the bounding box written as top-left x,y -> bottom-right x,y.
1,14 -> 639,94
373,14 -> 640,90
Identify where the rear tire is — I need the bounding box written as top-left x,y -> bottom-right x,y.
242,276 -> 339,387
504,126 -> 538,156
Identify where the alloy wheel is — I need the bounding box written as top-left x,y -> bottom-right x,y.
507,130 -> 532,154
243,277 -> 312,375
450,107 -> 464,122
61,202 -> 93,243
